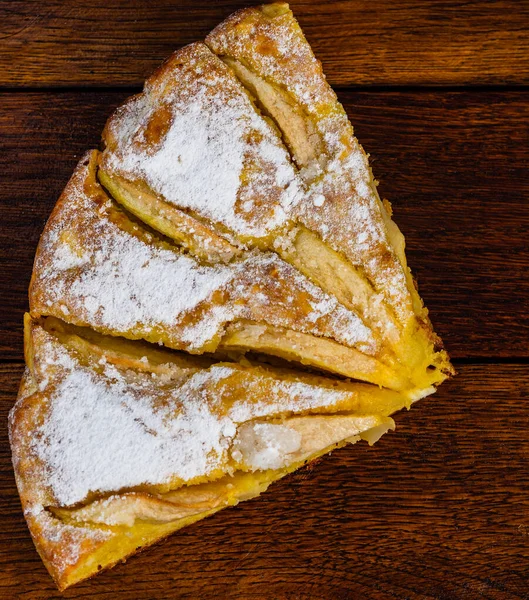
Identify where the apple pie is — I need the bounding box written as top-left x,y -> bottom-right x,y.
10,2 -> 453,590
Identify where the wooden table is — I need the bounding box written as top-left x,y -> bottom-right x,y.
1,2 -> 528,598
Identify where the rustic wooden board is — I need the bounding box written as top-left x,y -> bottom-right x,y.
1,90 -> 528,359
1,1 -> 529,87
2,3 -> 528,597
1,363 -> 528,599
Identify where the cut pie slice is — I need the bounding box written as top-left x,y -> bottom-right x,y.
205,2 -> 454,390
30,150 -> 420,395
98,25 -> 452,395
99,41 -> 300,255
10,313 -> 397,589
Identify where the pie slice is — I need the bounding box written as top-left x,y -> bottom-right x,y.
30,150 -> 421,395
10,313 -> 396,589
98,9 -> 452,397
205,2 -> 454,390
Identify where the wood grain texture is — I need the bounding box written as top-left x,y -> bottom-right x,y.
1,0 -> 529,87
1,90 -> 528,359
1,363 -> 528,599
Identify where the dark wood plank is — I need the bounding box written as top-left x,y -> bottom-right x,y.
0,91 -> 127,360
1,90 -> 528,359
1,363 -> 529,599
346,90 -> 529,359
1,1 -> 529,87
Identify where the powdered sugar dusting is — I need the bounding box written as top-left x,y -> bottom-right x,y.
103,43 -> 301,240
50,243 -> 88,271
27,327 -> 371,506
70,236 -> 232,335
35,366 -> 234,505
32,159 -> 375,353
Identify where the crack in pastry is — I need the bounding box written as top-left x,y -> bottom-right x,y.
10,315 -> 396,589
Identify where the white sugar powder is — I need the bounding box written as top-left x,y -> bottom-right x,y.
116,99 -> 248,230
51,243 -> 88,271
36,366 -> 234,506
106,56 -> 301,238
66,233 -> 233,334
31,335 -> 372,506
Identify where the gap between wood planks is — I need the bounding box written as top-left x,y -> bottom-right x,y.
2,83 -> 529,94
